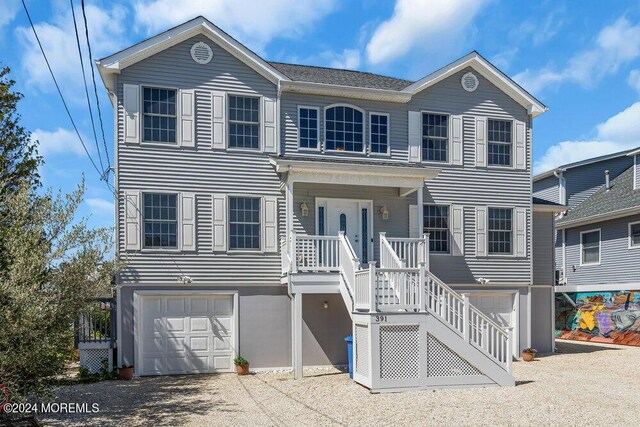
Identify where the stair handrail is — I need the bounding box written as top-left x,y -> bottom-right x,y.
379,232 -> 404,269
338,232 -> 360,293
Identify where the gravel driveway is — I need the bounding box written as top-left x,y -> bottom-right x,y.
42,340 -> 640,426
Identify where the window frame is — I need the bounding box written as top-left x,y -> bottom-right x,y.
368,111 -> 390,156
580,228 -> 601,266
486,117 -> 515,168
141,85 -> 179,145
297,105 -> 320,152
628,221 -> 640,249
323,103 -> 366,154
421,110 -> 451,165
423,204 -> 451,255
226,93 -> 261,152
141,191 -> 179,251
227,195 -> 262,252
487,207 -> 514,256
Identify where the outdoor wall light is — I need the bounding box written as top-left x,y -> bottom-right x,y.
177,275 -> 193,284
379,206 -> 389,220
475,277 -> 490,285
323,301 -> 329,309
300,202 -> 309,217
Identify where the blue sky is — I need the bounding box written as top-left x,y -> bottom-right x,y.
2,0 -> 640,230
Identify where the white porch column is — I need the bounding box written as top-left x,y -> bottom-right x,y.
416,186 -> 423,237
286,177 -> 293,243
292,293 -> 303,379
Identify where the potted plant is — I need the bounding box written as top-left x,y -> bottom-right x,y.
521,348 -> 537,362
119,365 -> 134,380
234,356 -> 250,375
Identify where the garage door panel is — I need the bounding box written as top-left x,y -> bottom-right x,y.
212,317 -> 232,335
213,356 -> 231,370
190,317 -> 210,332
167,357 -> 191,373
166,336 -> 186,352
142,336 -> 165,353
189,336 -> 209,352
142,356 -> 164,375
213,297 -> 232,315
192,356 -> 210,372
213,336 -> 231,351
166,317 -> 186,331
469,293 -> 517,357
166,297 -> 186,313
190,298 -> 209,312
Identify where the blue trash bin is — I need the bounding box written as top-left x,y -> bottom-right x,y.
344,335 -> 353,378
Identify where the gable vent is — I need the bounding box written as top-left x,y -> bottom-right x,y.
190,42 -> 213,64
461,72 -> 479,92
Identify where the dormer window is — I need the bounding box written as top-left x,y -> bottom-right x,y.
325,105 -> 364,152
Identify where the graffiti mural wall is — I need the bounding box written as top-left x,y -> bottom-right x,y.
555,291 -> 640,346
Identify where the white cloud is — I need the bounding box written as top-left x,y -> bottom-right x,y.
329,49 -> 361,70
514,18 -> 640,94
365,0 -> 489,65
629,69 -> 640,93
514,9 -> 564,47
132,0 -> 337,52
32,127 -> 88,158
534,102 -> 640,174
0,0 -> 20,33
85,198 -> 114,216
491,48 -> 519,71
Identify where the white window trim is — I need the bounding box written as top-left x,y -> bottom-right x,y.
486,117 -> 515,169
487,206 -> 515,257
140,190 -> 180,252
629,221 -> 640,249
226,193 -> 264,253
423,203 -> 451,255
368,111 -> 391,157
297,105 -> 320,152
580,228 -> 601,266
323,103 -> 367,154
420,110 -> 452,165
140,84 -> 180,146
226,92 -> 262,152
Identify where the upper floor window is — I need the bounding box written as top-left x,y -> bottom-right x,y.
143,193 -> 177,248
488,207 -> 512,254
143,87 -> 176,143
424,205 -> 449,253
581,229 -> 600,265
422,113 -> 448,162
488,119 -> 512,166
229,196 -> 260,250
630,222 -> 640,248
228,95 -> 259,149
325,105 -> 364,152
370,113 -> 389,154
298,107 -> 319,150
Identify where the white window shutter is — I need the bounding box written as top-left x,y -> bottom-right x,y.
475,206 -> 487,257
262,196 -> 278,252
515,120 -> 526,170
179,193 -> 196,251
179,90 -> 195,148
408,111 -> 421,162
124,190 -> 141,251
123,84 -> 140,144
451,205 -> 464,256
409,204 -> 419,237
212,91 -> 226,150
451,115 -> 463,165
515,207 -> 527,257
262,97 -> 277,154
475,116 -> 487,167
212,194 -> 227,252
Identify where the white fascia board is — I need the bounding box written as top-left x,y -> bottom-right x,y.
627,148 -> 640,156
557,206 -> 640,229
556,283 -> 640,292
279,81 -> 411,103
533,203 -> 567,213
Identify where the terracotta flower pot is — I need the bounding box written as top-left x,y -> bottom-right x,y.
522,352 -> 535,362
235,363 -> 250,375
119,366 -> 134,380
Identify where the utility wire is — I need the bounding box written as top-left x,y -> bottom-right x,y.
81,0 -> 111,170
20,0 -> 104,180
70,0 -> 104,174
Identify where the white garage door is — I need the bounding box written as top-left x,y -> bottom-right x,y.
138,293 -> 235,376
469,293 -> 518,358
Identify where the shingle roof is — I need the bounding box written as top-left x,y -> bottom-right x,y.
268,62 -> 413,91
272,154 -> 430,169
556,166 -> 640,226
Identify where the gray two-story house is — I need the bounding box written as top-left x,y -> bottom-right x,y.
98,17 -> 559,391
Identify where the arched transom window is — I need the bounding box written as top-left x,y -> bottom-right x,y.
325,105 -> 364,152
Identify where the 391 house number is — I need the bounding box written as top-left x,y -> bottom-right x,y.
375,315 -> 388,322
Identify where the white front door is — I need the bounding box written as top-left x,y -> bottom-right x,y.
469,292 -> 518,358
320,198 -> 372,263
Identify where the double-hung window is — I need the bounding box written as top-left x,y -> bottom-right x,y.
488,119 -> 512,166
143,193 -> 177,248
581,229 -> 600,265
325,105 -> 364,152
370,113 -> 389,154
488,207 -> 512,254
424,205 -> 449,253
298,107 -> 319,150
143,87 -> 177,143
422,113 -> 448,162
229,197 -> 261,250
630,222 -> 640,248
228,95 -> 260,149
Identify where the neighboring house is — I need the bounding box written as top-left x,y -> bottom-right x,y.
98,16 -> 557,391
533,147 -> 640,345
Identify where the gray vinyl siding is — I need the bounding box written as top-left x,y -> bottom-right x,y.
635,154 -> 639,190
530,287 -> 553,354
564,156 -> 633,208
533,211 -> 555,285
533,175 -> 560,204
555,229 -> 563,279
115,36 -> 282,286
564,214 -> 640,286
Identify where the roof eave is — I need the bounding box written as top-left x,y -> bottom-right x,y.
279,81 -> 412,102
533,203 -> 567,213
556,206 -> 640,229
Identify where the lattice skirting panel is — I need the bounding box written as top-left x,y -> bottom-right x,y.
355,324 -> 369,378
427,334 -> 482,377
79,348 -> 113,374
379,324 -> 420,380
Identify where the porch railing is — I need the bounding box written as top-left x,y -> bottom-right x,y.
386,235 -> 429,269
290,232 -> 341,272
75,297 -> 116,347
